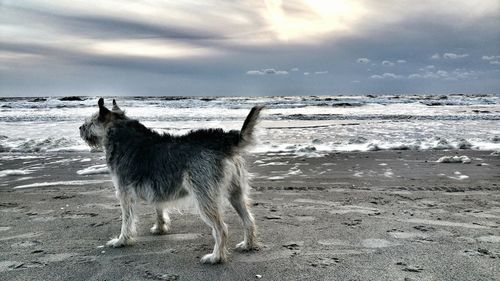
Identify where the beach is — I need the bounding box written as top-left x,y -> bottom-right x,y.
2,0 -> 500,279
1,150 -> 499,280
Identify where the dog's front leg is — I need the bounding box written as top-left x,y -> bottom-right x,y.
107,192 -> 137,247
150,206 -> 170,235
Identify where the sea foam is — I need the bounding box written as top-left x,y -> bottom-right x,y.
77,164 -> 109,175
1,95 -> 499,156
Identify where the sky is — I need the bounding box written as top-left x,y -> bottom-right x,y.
1,0 -> 499,96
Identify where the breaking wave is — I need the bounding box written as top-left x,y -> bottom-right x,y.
1,94 -> 499,155
0,137 -> 86,153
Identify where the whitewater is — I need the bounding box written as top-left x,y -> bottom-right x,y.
0,94 -> 499,156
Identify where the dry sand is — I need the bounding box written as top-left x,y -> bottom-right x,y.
0,150 -> 499,280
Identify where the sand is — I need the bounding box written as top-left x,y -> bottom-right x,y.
0,150 -> 499,280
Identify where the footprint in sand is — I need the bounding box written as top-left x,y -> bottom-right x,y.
11,240 -> 41,248
0,261 -> 46,272
396,261 -> 424,273
295,215 -> 316,222
464,248 -> 500,258
143,270 -> 179,281
309,257 -> 340,268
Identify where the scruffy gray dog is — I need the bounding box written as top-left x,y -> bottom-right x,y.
79,98 -> 263,264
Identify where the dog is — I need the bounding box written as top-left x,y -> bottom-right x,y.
79,98 -> 263,264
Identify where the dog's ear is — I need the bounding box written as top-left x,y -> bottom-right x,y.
112,99 -> 121,111
98,98 -> 110,119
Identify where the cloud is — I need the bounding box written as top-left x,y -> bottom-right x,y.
264,68 -> 278,74
482,55 -> 499,60
408,68 -> 477,80
408,73 -> 423,79
443,53 -> 469,59
371,73 -> 402,79
431,53 -> 469,60
246,70 -> 264,75
408,71 -> 440,79
382,60 -> 395,66
290,67 -> 299,71
451,68 -> 478,80
436,70 -> 449,77
431,53 -> 440,59
356,58 -> 370,64
246,68 -> 288,75
302,70 -> 328,75
419,65 -> 436,72
397,60 -> 407,63
482,55 -> 500,63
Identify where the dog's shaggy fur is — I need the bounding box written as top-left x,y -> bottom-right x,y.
80,98 -> 263,264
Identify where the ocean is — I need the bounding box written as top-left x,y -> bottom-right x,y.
0,94 -> 499,156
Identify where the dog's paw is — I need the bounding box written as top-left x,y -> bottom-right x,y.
200,253 -> 223,264
150,223 -> 169,235
235,241 -> 261,252
106,237 -> 133,248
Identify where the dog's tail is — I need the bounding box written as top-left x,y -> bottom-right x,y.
238,106 -> 264,149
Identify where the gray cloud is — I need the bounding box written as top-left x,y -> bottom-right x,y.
371,73 -> 403,79
246,70 -> 264,75
356,58 -> 371,64
443,53 -> 469,59
482,55 -> 500,60
8,6 -> 221,41
409,68 -> 477,80
483,55 -> 500,65
246,68 -> 288,75
431,53 -> 470,60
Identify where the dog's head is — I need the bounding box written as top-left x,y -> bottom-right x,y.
79,98 -> 126,149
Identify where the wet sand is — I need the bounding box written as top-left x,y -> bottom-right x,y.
0,150 -> 499,280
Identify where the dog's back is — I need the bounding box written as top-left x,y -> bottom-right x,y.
106,105 -> 263,157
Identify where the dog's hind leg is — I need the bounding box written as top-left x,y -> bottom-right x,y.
228,166 -> 259,251
198,204 -> 228,264
150,206 -> 170,235
107,191 -> 137,247
193,190 -> 228,264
